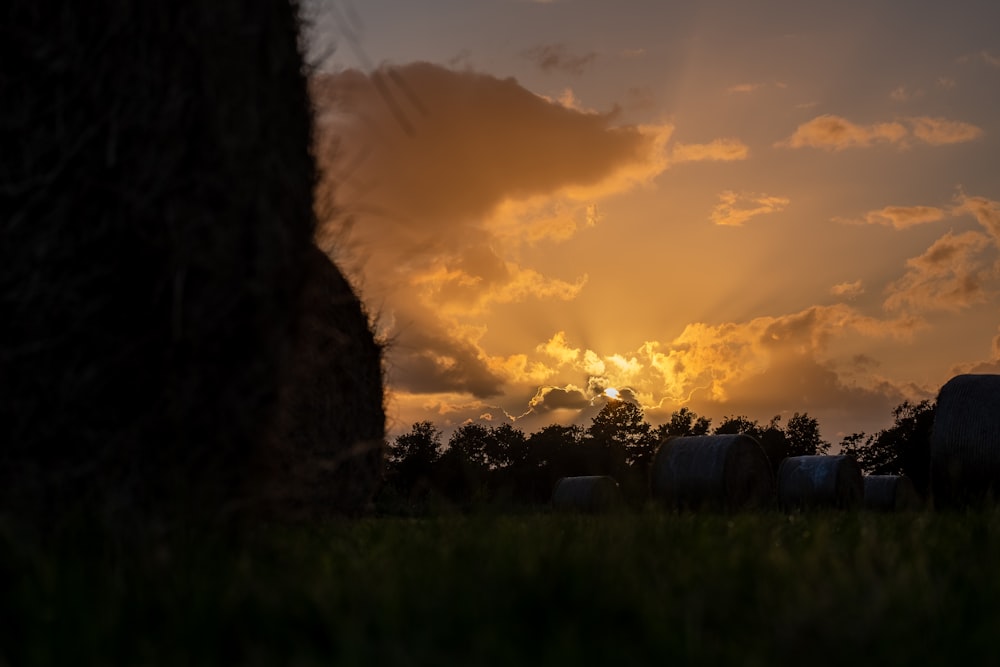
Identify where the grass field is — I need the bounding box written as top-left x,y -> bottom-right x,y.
4,509 -> 1000,666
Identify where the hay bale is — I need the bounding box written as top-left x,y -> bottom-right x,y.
930,374 -> 1000,507
0,0 -> 379,524
777,455 -> 863,510
863,475 -> 921,511
256,244 -> 385,518
551,476 -> 622,513
649,435 -> 774,511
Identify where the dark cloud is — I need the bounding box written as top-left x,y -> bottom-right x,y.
522,44 -> 597,75
527,385 -> 591,412
384,319 -> 505,398
312,62 -> 650,237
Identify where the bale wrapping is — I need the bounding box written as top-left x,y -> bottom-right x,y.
863,475 -> 921,511
777,455 -> 863,510
930,374 -> 1000,507
551,476 -> 621,513
650,435 -> 774,511
1,1 -> 383,523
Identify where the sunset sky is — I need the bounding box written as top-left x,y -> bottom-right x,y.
302,0 -> 1000,443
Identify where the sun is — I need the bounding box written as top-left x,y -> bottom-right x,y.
604,387 -> 620,400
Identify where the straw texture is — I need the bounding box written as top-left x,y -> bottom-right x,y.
777,455 -> 863,510
863,475 -> 921,511
1,0 -> 368,524
650,435 -> 775,511
931,374 -> 1000,507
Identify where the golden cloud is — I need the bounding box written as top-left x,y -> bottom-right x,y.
778,115 -> 907,150
883,230 -> 994,313
909,116 -> 983,145
671,138 -> 749,163
831,280 -> 865,299
954,193 -> 1000,246
838,205 -> 948,229
710,191 -> 790,226
727,83 -> 763,94
777,114 -> 981,150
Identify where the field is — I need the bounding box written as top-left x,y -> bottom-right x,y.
4,509 -> 1000,666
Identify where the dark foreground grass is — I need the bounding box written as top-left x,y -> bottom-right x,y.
3,510 -> 1000,666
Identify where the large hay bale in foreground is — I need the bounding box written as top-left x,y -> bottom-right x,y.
551,476 -> 622,513
930,374 -> 1000,507
1,1 -> 358,523
650,435 -> 774,511
256,245 -> 385,518
863,475 -> 921,511
777,456 -> 863,511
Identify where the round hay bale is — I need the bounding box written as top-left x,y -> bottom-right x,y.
551,476 -> 622,513
649,435 -> 774,511
930,374 -> 1000,507
256,244 -> 385,518
777,455 -> 863,511
863,475 -> 921,511
1,0 -> 334,523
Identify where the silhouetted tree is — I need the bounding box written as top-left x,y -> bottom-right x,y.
387,421 -> 442,498
784,412 -> 830,457
589,400 -> 656,467
586,400 -> 656,505
487,423 -> 529,469
840,400 -> 935,497
714,415 -> 765,439
654,407 -> 712,440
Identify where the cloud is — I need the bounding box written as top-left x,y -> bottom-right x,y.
883,230 -> 994,313
389,302 -> 926,439
527,385 -> 591,412
965,50 -> 1000,68
726,82 -> 785,95
909,116 -> 983,145
889,86 -> 914,102
410,245 -> 587,316
728,83 -> 763,94
837,193 -> 1000,238
538,331 -> 581,366
953,193 -> 1000,246
671,139 -> 749,163
777,114 -> 981,150
950,327 -> 1000,375
831,280 -> 865,299
311,62 -> 673,407
539,305 -> 914,415
522,44 -> 597,75
710,191 -> 790,227
778,115 -> 907,150
837,205 -> 948,229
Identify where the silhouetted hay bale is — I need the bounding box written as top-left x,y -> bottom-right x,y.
931,374 -> 1000,508
551,476 -> 622,513
2,1 -> 322,523
777,455 -> 863,511
650,435 -> 774,511
255,244 -> 385,518
863,475 -> 921,511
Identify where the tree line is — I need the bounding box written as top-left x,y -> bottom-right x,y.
378,399 -> 936,511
